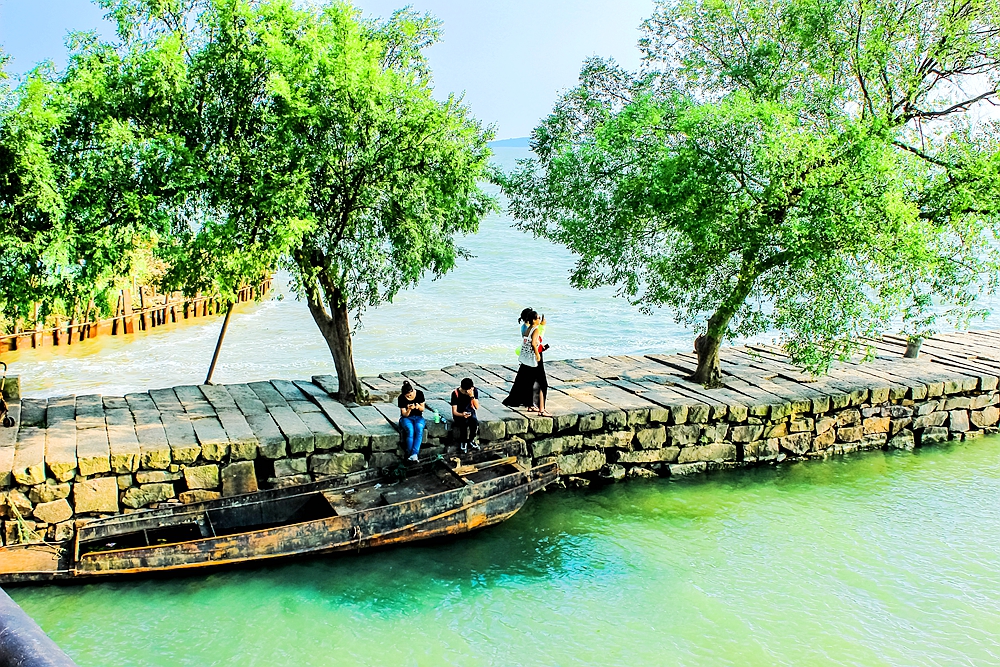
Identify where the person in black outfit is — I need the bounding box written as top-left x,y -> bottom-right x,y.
451,377 -> 481,453
502,308 -> 550,415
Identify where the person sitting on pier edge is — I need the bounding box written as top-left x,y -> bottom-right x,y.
451,377 -> 481,453
398,381 -> 426,462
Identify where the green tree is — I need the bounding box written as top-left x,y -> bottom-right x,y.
0,39 -> 180,334
98,0 -> 495,400
498,0 -> 1000,386
268,4 -> 496,401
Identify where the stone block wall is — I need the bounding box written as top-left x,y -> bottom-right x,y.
1,374 -> 998,546
524,380 -> 1000,485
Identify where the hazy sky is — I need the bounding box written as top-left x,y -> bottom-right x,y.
0,0 -> 655,138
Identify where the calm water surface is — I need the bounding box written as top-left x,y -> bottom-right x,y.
12,439 -> 1000,666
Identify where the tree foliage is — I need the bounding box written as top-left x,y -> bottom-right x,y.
267,4 -> 496,400
498,0 -> 1000,385
21,0 -> 495,400
0,35 -> 182,332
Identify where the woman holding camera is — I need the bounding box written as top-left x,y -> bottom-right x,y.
503,308 -> 550,416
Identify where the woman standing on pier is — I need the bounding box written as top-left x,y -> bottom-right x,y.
398,381 -> 426,462
503,308 -> 550,416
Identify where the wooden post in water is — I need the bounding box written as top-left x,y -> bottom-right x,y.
204,302 -> 235,385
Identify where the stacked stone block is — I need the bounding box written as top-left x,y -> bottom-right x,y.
1,338 -> 999,546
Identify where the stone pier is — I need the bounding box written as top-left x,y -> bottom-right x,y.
0,331 -> 998,544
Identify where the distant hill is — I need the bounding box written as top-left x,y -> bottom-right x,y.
488,137 -> 531,148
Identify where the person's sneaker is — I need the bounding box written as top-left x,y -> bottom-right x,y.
459,441 -> 468,454
469,439 -> 481,451
407,454 -> 419,462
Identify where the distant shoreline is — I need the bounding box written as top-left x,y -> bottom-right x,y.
488,137 -> 530,148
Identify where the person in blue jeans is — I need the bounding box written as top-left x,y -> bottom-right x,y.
397,381 -> 426,462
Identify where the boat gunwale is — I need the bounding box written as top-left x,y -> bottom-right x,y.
76,449 -> 522,540
0,460 -> 557,584
74,470 -> 535,576
75,464 -> 531,565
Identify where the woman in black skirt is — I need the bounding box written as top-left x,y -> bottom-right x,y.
503,308 -> 550,415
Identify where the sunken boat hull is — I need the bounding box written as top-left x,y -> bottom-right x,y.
0,454 -> 558,584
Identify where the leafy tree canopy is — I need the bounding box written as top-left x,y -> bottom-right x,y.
498,0 -> 1000,385
93,0 -> 496,399
0,35 -> 183,331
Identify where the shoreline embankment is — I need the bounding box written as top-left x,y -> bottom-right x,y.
0,330 -> 996,551
0,280 -> 271,360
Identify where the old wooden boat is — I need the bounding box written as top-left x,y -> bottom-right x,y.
0,451 -> 558,584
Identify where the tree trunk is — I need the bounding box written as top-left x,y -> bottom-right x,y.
303,282 -> 366,403
690,331 -> 724,387
904,335 -> 923,358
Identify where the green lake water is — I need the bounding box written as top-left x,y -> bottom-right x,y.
12,438 -> 1000,666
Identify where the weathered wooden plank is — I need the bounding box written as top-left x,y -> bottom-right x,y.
225,384 -> 269,415
12,426 -> 46,486
158,411 -> 200,463
76,423 -> 111,476
267,406 -> 315,454
189,416 -> 230,461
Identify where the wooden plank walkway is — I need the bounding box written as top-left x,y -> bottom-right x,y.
1,331 -> 998,500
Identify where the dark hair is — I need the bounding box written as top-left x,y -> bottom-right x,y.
460,377 -> 474,390
519,308 -> 538,323
401,381 -> 413,395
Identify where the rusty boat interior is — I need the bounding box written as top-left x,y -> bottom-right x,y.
0,449 -> 558,584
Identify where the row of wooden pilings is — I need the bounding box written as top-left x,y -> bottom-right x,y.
0,279 -> 271,358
